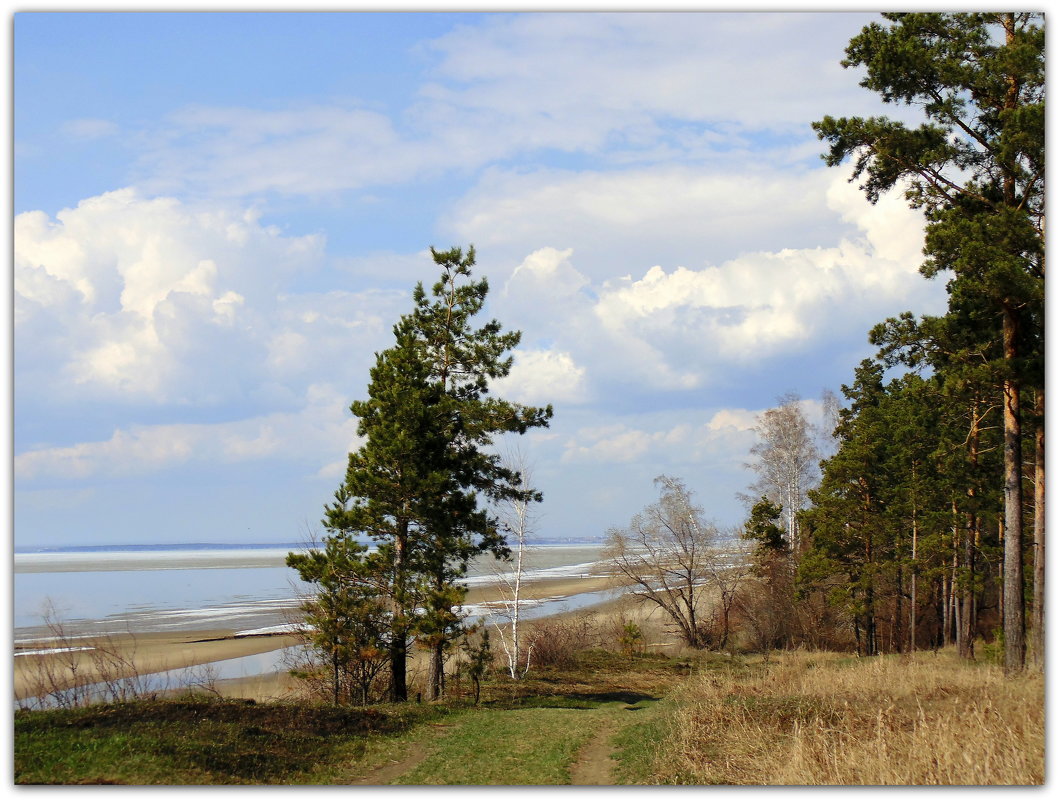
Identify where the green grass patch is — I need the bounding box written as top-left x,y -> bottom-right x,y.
495,694 -> 602,710
15,697 -> 448,785
609,698 -> 671,784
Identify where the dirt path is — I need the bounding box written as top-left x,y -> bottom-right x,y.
568,721 -> 618,785
351,739 -> 430,786
350,723 -> 455,785
353,699 -> 649,786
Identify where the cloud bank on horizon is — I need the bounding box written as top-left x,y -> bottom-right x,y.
14,11 -> 947,547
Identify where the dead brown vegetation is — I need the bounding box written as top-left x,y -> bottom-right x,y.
653,649 -> 1043,785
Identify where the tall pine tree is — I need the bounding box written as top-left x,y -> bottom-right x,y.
407,246 -> 552,699
302,245 -> 552,702
321,323 -> 451,702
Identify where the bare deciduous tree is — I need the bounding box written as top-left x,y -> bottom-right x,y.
16,603 -> 173,710
602,475 -> 741,649
708,530 -> 753,651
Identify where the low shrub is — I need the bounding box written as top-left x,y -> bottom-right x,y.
525,614 -> 600,669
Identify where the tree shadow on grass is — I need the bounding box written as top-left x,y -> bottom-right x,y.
499,691 -> 658,709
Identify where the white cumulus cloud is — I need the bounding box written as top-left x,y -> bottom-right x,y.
491,348 -> 588,406
15,384 -> 361,483
12,189 -> 408,407
487,167 -> 946,399
118,14 -> 900,202
449,166 -> 843,280
560,411 -> 761,467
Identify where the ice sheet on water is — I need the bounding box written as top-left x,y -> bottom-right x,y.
233,624 -> 303,637
464,560 -> 601,587
14,543 -> 608,641
14,547 -> 310,573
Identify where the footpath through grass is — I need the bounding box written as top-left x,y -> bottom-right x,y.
14,649 -> 689,785
393,705 -> 608,785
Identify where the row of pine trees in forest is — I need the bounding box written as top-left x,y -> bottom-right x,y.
748,13 -> 1043,674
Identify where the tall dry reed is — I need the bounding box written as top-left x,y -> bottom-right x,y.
655,649 -> 1043,785
15,607 -> 223,709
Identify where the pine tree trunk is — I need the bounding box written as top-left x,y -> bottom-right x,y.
893,564 -> 903,653
866,597 -> 877,657
910,510 -> 918,652
864,508 -> 876,656
941,571 -> 951,648
999,17 -> 1027,675
333,652 -> 340,706
390,520 -> 409,702
953,549 -> 964,656
948,543 -> 960,649
1002,305 -> 1026,673
429,644 -> 444,700
960,415 -> 979,660
997,518 -> 1005,642
944,515 -> 958,648
390,635 -> 408,702
1031,388 -> 1044,667
960,514 -> 976,659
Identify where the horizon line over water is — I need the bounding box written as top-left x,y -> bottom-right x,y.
14,537 -> 605,554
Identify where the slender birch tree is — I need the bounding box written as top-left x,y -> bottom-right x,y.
745,393 -> 819,554
491,450 -> 540,680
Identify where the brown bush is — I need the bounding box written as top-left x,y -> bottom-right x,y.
523,613 -> 600,669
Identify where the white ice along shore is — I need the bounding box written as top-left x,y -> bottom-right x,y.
15,645 -> 96,658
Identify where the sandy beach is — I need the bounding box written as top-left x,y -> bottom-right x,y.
14,573 -> 637,702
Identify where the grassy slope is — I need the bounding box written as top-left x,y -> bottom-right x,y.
14,698 -> 454,785
14,650 -> 688,786
13,648 -> 1044,786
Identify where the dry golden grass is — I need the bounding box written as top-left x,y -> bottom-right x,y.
655,649 -> 1043,786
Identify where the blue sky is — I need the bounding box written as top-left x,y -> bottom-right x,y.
12,9 -> 949,547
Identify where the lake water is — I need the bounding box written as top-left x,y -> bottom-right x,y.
13,542 -> 608,643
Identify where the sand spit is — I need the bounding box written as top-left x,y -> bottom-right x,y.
14,574 -> 633,702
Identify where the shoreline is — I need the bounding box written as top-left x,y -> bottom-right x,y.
14,574 -> 636,702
